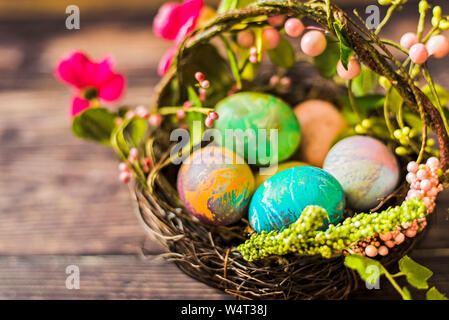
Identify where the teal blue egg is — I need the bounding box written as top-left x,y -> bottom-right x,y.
213,92 -> 301,166
323,136 -> 399,211
248,166 -> 346,233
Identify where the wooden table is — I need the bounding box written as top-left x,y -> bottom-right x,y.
0,3 -> 448,300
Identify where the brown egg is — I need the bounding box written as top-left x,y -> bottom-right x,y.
294,100 -> 346,167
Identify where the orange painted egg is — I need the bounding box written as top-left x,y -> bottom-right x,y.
177,146 -> 255,225
294,100 -> 346,167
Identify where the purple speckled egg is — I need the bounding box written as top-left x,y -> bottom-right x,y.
323,136 -> 399,211
177,146 -> 255,225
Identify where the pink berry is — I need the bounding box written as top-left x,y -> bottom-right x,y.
205,116 -> 214,128
406,173 -> 416,184
417,169 -> 428,180
365,245 -> 378,257
199,88 -> 207,101
407,161 -> 419,173
249,54 -> 258,64
423,196 -> 433,208
301,31 -> 327,57
385,240 -> 396,248
409,43 -> 429,65
280,77 -> 291,87
394,233 -> 405,245
195,72 -> 204,82
201,80 -> 210,89
270,75 -> 280,86
237,30 -> 255,48
426,35 -> 449,59
337,57 -> 361,80
136,106 -> 149,119
405,229 -> 417,238
420,179 -> 432,191
250,46 -> 258,56
267,15 -> 285,27
379,233 -> 391,242
129,147 -> 139,159
149,114 -> 163,127
208,111 -> 219,120
428,187 -> 439,197
426,157 -> 440,168
262,27 -> 281,50
378,246 -> 389,256
183,101 -> 193,109
176,109 -> 186,119
400,32 -> 418,50
118,162 -> 129,172
119,171 -> 131,183
284,18 -> 305,38
143,158 -> 152,167
126,110 -> 136,119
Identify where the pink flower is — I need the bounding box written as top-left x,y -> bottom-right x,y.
153,0 -> 203,75
55,51 -> 126,116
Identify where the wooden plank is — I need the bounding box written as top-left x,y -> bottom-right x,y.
0,254 -> 446,300
0,255 -> 230,300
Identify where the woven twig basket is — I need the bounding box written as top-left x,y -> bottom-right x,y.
136,0 -> 449,299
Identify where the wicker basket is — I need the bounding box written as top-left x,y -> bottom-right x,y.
130,0 -> 449,299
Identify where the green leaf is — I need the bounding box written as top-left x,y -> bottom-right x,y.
313,36 -> 340,79
217,0 -> 238,13
181,43 -> 232,105
422,84 -> 449,108
426,287 -> 449,300
352,66 -> 379,97
267,38 -> 296,68
388,87 -> 404,113
125,117 -> 148,146
339,94 -> 386,114
72,107 -> 116,145
344,254 -> 385,283
333,22 -> 354,70
402,287 -> 413,300
398,256 -> 433,290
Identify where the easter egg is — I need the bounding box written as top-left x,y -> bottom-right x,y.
213,92 -> 301,166
294,100 -> 346,167
323,136 -> 399,211
249,166 -> 345,233
254,161 -> 308,188
177,146 -> 255,225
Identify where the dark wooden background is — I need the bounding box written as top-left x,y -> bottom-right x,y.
0,0 -> 448,299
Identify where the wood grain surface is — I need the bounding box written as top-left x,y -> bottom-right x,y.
0,2 -> 448,300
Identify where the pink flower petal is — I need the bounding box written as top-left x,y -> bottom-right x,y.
98,73 -> 125,101
91,58 -> 115,87
153,3 -> 182,41
153,0 -> 203,43
158,47 -> 177,76
56,51 -> 93,89
71,96 -> 90,117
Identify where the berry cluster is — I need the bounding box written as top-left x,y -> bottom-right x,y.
405,157 -> 443,213
238,198 -> 427,261
237,16 -> 362,80
348,157 -> 443,258
118,147 -> 152,184
400,4 -> 449,65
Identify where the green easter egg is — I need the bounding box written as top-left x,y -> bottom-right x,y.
213,92 -> 301,166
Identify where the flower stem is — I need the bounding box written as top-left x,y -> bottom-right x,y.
384,269 -> 411,300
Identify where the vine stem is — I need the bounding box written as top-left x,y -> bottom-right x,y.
375,1 -> 401,35
384,268 -> 411,300
384,87 -> 396,139
158,106 -> 214,115
347,80 -> 362,122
